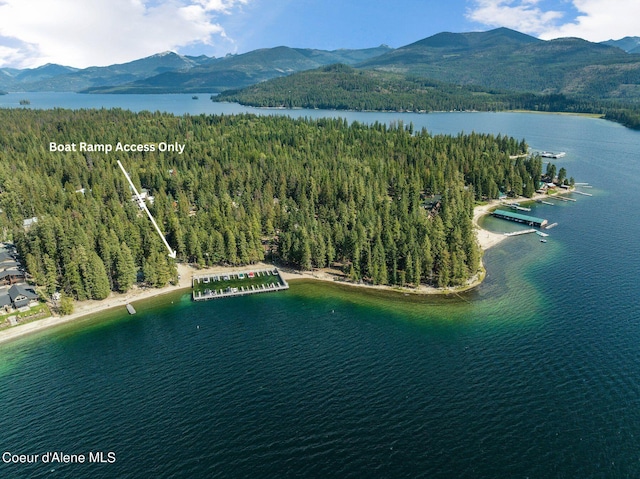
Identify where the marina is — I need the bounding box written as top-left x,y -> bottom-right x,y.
492,209 -> 548,228
192,268 -> 289,301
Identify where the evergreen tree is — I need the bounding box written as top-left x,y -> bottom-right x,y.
114,242 -> 136,293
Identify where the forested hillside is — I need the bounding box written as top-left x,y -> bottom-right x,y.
215,64 -> 640,130
0,109 -> 540,297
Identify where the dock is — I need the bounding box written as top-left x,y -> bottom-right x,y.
504,229 -> 536,237
540,151 -> 566,158
192,267 -> 289,301
552,195 -> 577,202
509,204 -> 532,212
573,190 -> 593,196
492,209 -> 548,228
126,304 -> 136,315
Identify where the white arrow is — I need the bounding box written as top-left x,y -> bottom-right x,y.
117,160 -> 177,259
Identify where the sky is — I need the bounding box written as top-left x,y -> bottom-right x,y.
0,0 -> 638,69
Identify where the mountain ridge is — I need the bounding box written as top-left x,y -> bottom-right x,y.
0,28 -> 638,102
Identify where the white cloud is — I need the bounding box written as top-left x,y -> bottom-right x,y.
466,0 -> 564,35
539,0 -> 640,41
0,0 -> 251,68
467,0 -> 640,42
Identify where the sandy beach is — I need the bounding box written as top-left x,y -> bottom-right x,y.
0,190 -> 571,345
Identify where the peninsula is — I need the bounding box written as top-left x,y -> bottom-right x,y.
0,107 -> 572,343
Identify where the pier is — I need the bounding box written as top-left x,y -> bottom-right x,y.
509,204 -> 532,212
126,304 -> 136,315
552,195 -> 576,202
192,268 -> 289,301
504,229 -> 536,237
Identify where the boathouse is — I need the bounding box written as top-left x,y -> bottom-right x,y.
492,209 -> 548,228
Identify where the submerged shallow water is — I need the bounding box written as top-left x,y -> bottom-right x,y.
1,100 -> 639,478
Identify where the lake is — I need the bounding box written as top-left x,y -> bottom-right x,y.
1,94 -> 639,478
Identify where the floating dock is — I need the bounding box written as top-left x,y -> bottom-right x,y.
492,209 -> 548,228
540,151 -> 566,158
504,229 -> 536,237
192,268 -> 289,301
126,303 -> 136,315
509,204 -> 532,212
552,195 -> 576,202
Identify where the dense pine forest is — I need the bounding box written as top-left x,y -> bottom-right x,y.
0,109 -> 543,299
215,64 -> 640,130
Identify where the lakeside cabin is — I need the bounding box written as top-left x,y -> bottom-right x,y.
491,209 -> 548,228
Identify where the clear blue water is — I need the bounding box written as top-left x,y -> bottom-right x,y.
1,96 -> 640,478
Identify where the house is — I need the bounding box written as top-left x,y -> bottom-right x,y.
0,289 -> 11,311
23,217 -> 38,229
8,284 -> 38,308
131,188 -> 155,209
0,260 -> 20,271
0,251 -> 15,263
0,269 -> 25,286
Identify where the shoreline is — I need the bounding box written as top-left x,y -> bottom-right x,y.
0,190 -> 572,346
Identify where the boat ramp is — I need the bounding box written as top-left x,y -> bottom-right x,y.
192,268 -> 289,301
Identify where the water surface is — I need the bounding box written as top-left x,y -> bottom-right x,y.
1,96 -> 639,478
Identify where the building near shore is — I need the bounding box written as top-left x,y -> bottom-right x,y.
491,209 -> 548,228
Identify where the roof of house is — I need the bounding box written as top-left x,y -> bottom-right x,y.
8,284 -> 38,301
23,217 -> 38,228
0,292 -> 11,307
0,251 -> 15,262
0,270 -> 25,279
0,261 -> 20,270
493,209 -> 547,224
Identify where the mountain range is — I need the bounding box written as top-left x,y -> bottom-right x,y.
603,37 -> 640,54
1,28 -> 639,104
0,46 -> 391,93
